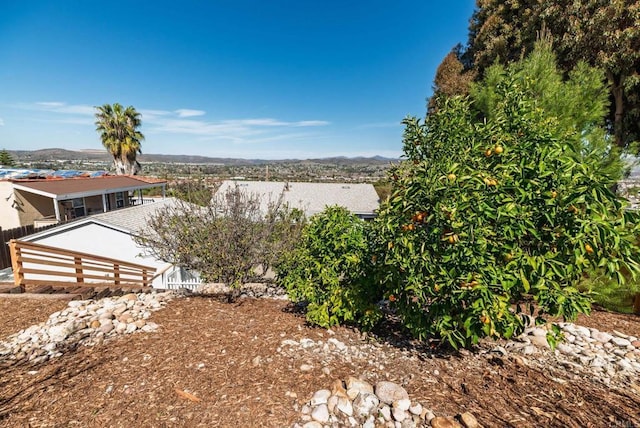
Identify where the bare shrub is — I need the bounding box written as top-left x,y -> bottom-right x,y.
135,184 -> 305,288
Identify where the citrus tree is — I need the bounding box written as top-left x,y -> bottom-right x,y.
376,44 -> 640,349
276,206 -> 382,329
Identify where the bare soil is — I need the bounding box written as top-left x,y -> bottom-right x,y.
0,294 -> 639,427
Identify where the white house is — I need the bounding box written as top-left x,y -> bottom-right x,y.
15,198 -> 198,289
216,180 -> 380,219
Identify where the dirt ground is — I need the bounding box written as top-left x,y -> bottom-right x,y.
0,294 -> 639,427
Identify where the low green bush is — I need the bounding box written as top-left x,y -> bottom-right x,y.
275,206 -> 382,329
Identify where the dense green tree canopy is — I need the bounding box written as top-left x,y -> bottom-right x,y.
0,149 -> 16,167
428,47 -> 476,113
465,0 -> 640,148
95,103 -> 144,175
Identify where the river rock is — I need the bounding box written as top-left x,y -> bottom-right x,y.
375,381 -> 409,404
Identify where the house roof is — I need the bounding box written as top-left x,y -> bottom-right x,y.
90,197 -> 180,232
21,198 -> 181,241
216,180 -> 380,217
11,175 -> 166,200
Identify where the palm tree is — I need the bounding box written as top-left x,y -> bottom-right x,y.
95,103 -> 144,175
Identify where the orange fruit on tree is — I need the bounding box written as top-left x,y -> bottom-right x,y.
494,145 -> 504,154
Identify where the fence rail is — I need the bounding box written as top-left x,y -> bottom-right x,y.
0,223 -> 71,270
9,239 -> 155,289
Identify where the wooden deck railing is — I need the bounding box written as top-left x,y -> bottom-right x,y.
9,239 -> 155,289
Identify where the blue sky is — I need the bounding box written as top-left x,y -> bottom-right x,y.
0,1 -> 475,159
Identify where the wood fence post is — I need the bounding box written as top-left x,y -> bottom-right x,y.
142,269 -> 148,287
633,293 -> 640,315
9,240 -> 25,292
74,256 -> 84,283
114,264 -> 120,285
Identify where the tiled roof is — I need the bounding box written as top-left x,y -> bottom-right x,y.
216,180 -> 380,217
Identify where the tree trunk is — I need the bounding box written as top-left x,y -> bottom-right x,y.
113,157 -> 127,175
607,71 -> 626,148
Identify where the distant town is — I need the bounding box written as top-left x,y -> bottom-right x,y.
6,148 -> 397,183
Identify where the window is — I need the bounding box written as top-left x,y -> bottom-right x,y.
71,198 -> 85,218
115,192 -> 125,208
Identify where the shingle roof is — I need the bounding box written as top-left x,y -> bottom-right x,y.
90,198 -> 180,233
20,198 -> 180,242
11,175 -> 166,199
216,180 -> 380,217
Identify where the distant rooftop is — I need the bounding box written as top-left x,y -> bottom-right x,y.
217,180 -> 380,218
0,168 -> 110,180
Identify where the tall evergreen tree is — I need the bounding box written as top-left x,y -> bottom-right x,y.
465,0 -> 640,148
95,103 -> 144,175
0,149 -> 16,167
428,47 -> 476,113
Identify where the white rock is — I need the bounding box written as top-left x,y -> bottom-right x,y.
346,376 -> 374,396
612,337 -> 632,347
574,325 -> 591,337
379,405 -> 392,421
617,358 -> 633,371
393,398 -> 411,411
612,330 -> 629,339
409,403 -> 422,415
531,327 -> 547,337
375,381 -> 409,404
556,343 -> 573,355
300,338 -> 315,348
353,392 -> 379,417
591,331 -> 613,344
311,404 -> 329,423
336,396 -> 353,417
392,407 -> 407,422
48,322 -> 74,342
310,389 -> 330,406
529,335 -> 550,349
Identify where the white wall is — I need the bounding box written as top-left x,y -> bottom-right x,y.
24,222 -> 170,288
0,181 -> 22,229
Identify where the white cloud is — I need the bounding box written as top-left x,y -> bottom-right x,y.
145,116 -> 329,145
175,109 -> 206,118
32,101 -> 95,116
13,101 -> 330,147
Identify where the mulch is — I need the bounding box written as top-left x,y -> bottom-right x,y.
0,294 -> 639,427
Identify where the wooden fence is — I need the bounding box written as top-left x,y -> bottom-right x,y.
0,224 -> 64,270
9,239 -> 155,289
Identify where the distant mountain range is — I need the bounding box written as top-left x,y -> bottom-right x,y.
8,148 -> 399,166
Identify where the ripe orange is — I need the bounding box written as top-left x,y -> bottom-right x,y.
494,145 -> 504,154
485,148 -> 493,157
585,244 -> 594,254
